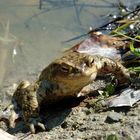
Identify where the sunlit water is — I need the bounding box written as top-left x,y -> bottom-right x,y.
0,0 -> 139,87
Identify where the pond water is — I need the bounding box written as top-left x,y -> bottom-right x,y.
0,0 -> 139,87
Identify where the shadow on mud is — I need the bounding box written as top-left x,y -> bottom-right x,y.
7,97 -> 85,134
41,97 -> 85,130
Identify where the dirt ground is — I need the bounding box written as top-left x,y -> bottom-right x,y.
0,70 -> 140,140
0,0 -> 140,140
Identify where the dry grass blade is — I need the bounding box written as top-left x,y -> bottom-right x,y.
112,31 -> 140,43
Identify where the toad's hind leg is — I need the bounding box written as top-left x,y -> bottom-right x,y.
77,58 -> 131,97
1,81 -> 31,128
19,82 -> 46,133
96,57 -> 132,85
7,81 -> 45,133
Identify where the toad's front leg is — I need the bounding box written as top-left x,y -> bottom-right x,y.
20,82 -> 46,133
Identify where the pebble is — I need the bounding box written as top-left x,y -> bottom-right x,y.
105,111 -> 123,123
61,121 -> 68,129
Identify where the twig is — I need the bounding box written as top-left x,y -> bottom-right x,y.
73,0 -> 81,25
18,132 -> 32,140
113,31 -> 140,43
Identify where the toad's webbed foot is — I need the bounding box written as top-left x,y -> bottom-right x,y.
8,105 -> 19,128
27,117 -> 46,134
0,104 -> 20,128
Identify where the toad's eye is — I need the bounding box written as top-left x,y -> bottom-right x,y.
85,57 -> 94,67
61,66 -> 69,72
61,64 -> 72,73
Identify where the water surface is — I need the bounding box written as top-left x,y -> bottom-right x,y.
0,0 -> 139,86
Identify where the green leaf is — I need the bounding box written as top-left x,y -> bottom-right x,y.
102,84 -> 115,97
135,35 -> 140,39
129,66 -> 140,72
114,21 -> 134,32
106,134 -> 119,140
112,31 -> 140,43
130,42 -> 135,52
133,49 -> 140,56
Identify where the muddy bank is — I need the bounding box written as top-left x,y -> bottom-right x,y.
0,1 -> 140,140
0,76 -> 140,140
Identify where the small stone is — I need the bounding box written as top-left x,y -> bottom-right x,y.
71,123 -> 79,130
82,108 -> 91,115
92,118 -> 96,121
105,111 -> 123,123
61,121 -> 68,129
120,131 -> 133,139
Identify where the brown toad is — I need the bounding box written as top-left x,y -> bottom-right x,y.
5,49 -> 131,133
